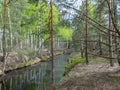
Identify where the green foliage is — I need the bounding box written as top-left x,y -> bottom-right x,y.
64,57 -> 85,75
28,0 -> 39,4
53,5 -> 61,24
20,1 -> 62,46
89,1 -> 96,18
58,26 -> 73,41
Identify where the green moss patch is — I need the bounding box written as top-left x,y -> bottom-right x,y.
5,59 -> 40,72
64,57 -> 85,75
41,56 -> 50,61
17,59 -> 40,68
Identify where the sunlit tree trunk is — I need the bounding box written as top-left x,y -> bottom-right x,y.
29,29 -> 32,49
81,41 -> 84,58
57,37 -> 60,49
31,31 -> 34,49
37,0 -> 42,55
8,7 -> 13,51
33,34 -> 36,50
37,31 -> 40,49
0,14 -> 3,51
35,35 -> 37,51
20,27 -> 23,49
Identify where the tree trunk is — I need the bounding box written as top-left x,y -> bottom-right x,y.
0,14 -> 3,51
98,32 -> 102,55
50,0 -> 55,89
2,0 -> 7,64
8,7 -> 13,51
108,0 -> 114,66
106,0 -> 120,36
113,0 -> 120,65
85,0 -> 89,64
98,13 -> 102,55
117,50 -> 120,66
81,42 -> 84,58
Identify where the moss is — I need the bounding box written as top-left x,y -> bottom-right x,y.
6,60 -> 38,71
0,69 -> 3,74
64,57 -> 85,75
10,59 -> 40,70
42,56 -> 50,61
0,59 -> 41,76
18,63 -> 26,68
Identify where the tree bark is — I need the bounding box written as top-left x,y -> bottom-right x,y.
8,7 -> 13,51
50,0 -> 55,89
98,13 -> 103,55
98,32 -> 102,55
2,0 -> 7,67
0,14 -> 3,51
108,0 -> 114,66
85,0 -> 89,64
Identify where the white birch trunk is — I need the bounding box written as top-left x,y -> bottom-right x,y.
8,7 -> 13,51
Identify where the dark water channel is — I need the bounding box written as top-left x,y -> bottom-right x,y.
0,55 -> 69,90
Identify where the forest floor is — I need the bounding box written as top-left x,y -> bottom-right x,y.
57,58 -> 120,90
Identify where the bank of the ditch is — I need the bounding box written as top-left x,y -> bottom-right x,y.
63,57 -> 85,76
0,50 -> 63,76
57,54 -> 120,90
0,54 -> 70,90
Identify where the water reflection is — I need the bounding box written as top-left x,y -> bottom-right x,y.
0,55 -> 69,90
